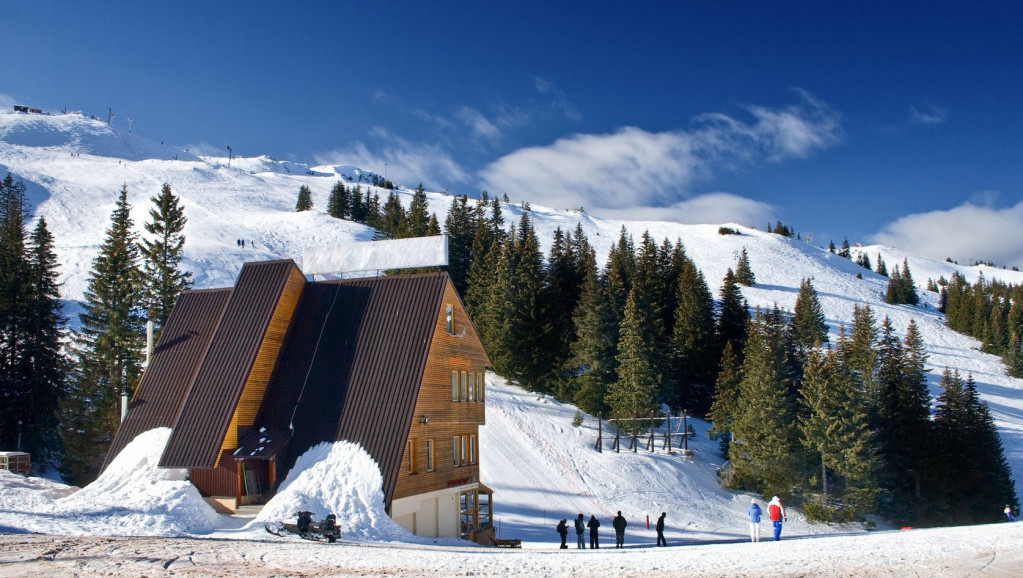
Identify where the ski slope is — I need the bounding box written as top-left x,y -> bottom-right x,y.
2,108 -> 1023,523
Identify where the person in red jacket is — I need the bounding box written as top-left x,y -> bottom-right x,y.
768,496 -> 787,541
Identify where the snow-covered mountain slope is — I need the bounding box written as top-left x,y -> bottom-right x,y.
2,109 -> 1023,503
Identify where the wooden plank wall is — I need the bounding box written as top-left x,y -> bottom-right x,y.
393,281 -> 490,500
218,265 -> 306,461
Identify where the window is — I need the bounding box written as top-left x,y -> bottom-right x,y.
406,439 -> 418,474
446,304 -> 454,334
460,490 -> 477,536
475,373 -> 484,402
467,372 -> 475,402
452,371 -> 459,401
426,439 -> 434,472
478,489 -> 492,531
461,371 -> 468,401
469,435 -> 476,464
453,436 -> 460,466
461,435 -> 468,466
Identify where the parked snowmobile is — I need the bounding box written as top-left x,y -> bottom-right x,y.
265,511 -> 340,542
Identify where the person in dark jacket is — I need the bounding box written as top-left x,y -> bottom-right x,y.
556,519 -> 568,549
321,513 -> 339,543
587,515 -> 601,548
612,511 -> 627,548
655,512 -> 667,546
574,513 -> 586,549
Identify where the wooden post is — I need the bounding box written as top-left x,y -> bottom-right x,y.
596,413 -> 603,452
236,461 -> 244,510
665,413 -> 672,452
683,410 -> 689,453
615,419 -> 620,453
648,411 -> 655,452
632,412 -> 638,453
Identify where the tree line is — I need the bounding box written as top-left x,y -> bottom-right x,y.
938,272 -> 1023,378
0,174 -> 191,484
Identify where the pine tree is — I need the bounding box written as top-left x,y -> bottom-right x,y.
717,268 -> 750,359
443,195 -> 474,295
326,181 -> 349,219
790,278 -> 829,366
799,347 -> 877,520
503,212 -> 552,391
727,310 -> 800,497
140,183 -> 192,333
667,258 -> 717,415
735,247 -> 755,286
606,290 -> 659,426
380,190 -> 407,239
876,255 -> 888,277
568,252 -> 616,417
0,173 -> 32,455
295,185 -> 313,211
62,185 -> 146,484
838,238 -> 852,259
707,341 -> 742,456
23,217 -> 68,471
407,184 -> 431,237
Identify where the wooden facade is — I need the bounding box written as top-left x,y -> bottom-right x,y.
106,260 -> 493,543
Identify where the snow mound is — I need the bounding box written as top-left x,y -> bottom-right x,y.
252,441 -> 415,543
55,427 -> 222,536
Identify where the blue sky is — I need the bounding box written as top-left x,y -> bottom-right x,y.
2,0 -> 1023,265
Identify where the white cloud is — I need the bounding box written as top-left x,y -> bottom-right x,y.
871,199 -> 1023,267
479,91 -> 841,220
456,106 -> 502,145
314,131 -> 469,190
596,192 -> 776,227
535,77 -> 581,121
909,103 -> 947,126
0,93 -> 16,111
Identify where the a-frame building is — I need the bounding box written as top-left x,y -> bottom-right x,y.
104,260 -> 494,543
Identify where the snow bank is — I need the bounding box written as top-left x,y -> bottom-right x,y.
250,441 -> 416,543
0,427 -> 223,536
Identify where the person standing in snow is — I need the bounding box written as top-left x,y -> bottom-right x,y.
612,511 -> 627,548
587,514 -> 601,548
768,496 -> 786,541
1004,505 -> 1015,522
574,513 -> 586,549
655,512 -> 667,546
556,519 -> 568,549
748,499 -> 763,542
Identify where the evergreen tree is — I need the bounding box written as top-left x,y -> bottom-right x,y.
735,247 -> 755,286
568,252 -> 616,417
717,268 -> 750,359
62,185 -> 146,484
295,185 -> 313,212
140,183 -> 192,333
667,258 -> 717,415
875,254 -> 888,277
349,185 -> 365,222
790,278 -> 829,366
606,290 -> 659,426
727,310 -> 800,498
502,213 -> 552,391
842,304 -> 879,420
407,184 -> 431,237
380,190 -> 408,239
326,181 -> 349,219
707,341 -> 742,456
933,370 -> 1018,524
837,238 -> 852,259
799,347 -> 878,520
443,195 -> 474,295
23,217 -> 67,471
0,173 -> 32,456
855,252 -> 872,271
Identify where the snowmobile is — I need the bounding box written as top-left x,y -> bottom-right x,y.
265,511 -> 340,542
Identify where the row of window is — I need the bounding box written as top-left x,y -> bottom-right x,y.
452,371 -> 484,402
460,488 -> 492,537
406,435 -> 477,474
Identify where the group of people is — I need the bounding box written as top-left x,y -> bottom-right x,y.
747,496 -> 786,542
553,497 -> 789,550
556,511 -> 667,549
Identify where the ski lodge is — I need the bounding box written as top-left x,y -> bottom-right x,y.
104,257 -> 495,544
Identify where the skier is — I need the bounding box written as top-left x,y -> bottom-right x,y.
748,498 -> 763,542
768,496 -> 786,541
556,519 -> 568,549
574,513 -> 586,549
587,514 -> 601,549
612,511 -> 627,548
1005,505 -> 1015,522
655,512 -> 667,547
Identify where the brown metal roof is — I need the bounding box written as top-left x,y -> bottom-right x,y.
101,288 -> 231,471
263,273 -> 449,507
160,260 -> 300,469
